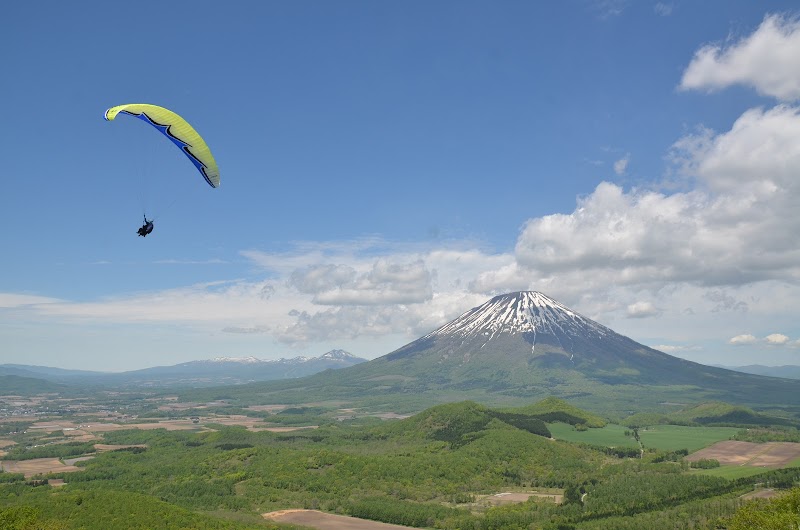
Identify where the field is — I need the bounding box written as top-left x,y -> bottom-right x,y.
547,423 -> 740,451
26,415 -> 317,438
686,440 -> 800,467
637,425 -> 741,451
263,509 -> 417,529
0,458 -> 82,478
480,491 -> 563,505
693,465 -> 774,480
547,422 -> 638,447
686,440 -> 800,480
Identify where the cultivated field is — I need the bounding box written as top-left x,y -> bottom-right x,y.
686,440 -> 800,467
481,491 -> 563,505
263,509 -> 417,529
0,458 -> 82,478
25,415 -> 316,437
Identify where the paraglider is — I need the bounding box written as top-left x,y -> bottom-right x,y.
137,216 -> 154,237
104,103 -> 219,236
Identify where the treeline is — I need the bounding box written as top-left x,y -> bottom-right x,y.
581,473 -> 733,519
0,489 -> 285,530
2,441 -> 96,461
344,496 -> 471,527
622,401 -> 798,429
733,426 -> 800,443
725,487 -> 800,530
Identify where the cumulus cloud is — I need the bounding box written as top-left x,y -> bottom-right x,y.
680,14 -> 800,101
765,333 -> 790,345
729,334 -> 757,345
671,105 -> 800,194
728,333 -> 796,347
626,301 -> 660,318
291,259 -> 432,306
614,153 -> 630,176
508,103 -> 800,294
273,290 -> 485,344
290,264 -> 357,295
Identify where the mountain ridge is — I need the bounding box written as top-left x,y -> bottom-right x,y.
0,350 -> 367,389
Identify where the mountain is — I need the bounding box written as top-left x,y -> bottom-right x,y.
713,364 -> 800,380
0,374 -> 69,395
0,350 -> 367,388
0,364 -> 102,379
213,292 -> 800,413
120,349 -> 366,386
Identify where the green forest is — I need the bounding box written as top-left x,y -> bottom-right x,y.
2,399 -> 800,529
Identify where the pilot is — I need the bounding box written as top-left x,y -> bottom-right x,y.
137,216 -> 154,237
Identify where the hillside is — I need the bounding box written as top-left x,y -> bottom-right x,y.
0,375 -> 68,395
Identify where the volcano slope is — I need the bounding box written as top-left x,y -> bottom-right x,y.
202,292 -> 800,414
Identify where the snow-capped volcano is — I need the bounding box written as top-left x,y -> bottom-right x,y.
426,291 -> 610,345
320,349 -> 361,361
380,291 -> 717,385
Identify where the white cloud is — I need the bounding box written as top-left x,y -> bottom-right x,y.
511,104 -> 800,293
614,153 -> 630,175
671,105 -> 800,194
729,334 -> 757,345
728,333 -> 795,347
290,264 -> 358,295
680,14 -> 800,101
626,301 -> 659,318
765,333 -> 790,345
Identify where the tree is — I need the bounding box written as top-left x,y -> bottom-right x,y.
727,488 -> 800,530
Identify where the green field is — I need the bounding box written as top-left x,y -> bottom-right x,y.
548,423 -> 739,451
638,425 -> 740,451
691,466 -> 772,480
547,422 -> 638,448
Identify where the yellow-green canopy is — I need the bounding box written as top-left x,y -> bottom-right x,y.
105,103 -> 219,188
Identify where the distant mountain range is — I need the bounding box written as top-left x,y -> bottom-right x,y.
712,364 -> 800,380
0,350 -> 366,389
200,291 -> 800,413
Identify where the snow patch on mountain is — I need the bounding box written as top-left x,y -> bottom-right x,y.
208,356 -> 264,364
425,291 -> 611,344
198,350 -> 362,365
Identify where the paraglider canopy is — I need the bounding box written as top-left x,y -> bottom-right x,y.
104,103 -> 220,188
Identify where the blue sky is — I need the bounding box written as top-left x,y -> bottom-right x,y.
3,1 -> 800,371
